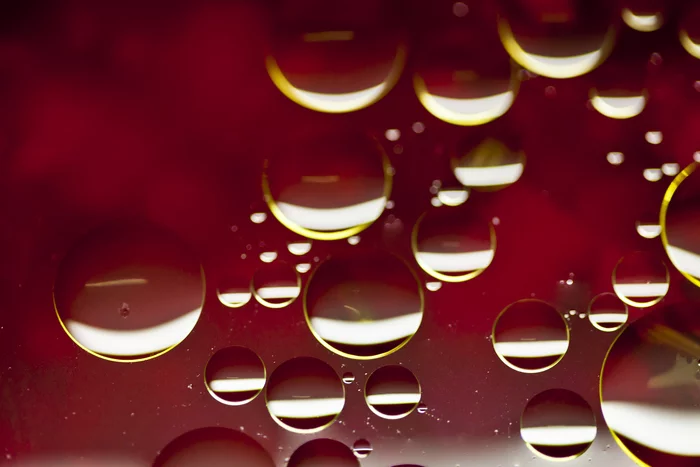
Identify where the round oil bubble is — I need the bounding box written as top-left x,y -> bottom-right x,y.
365,365 -> 421,420
251,261 -> 301,309
265,0 -> 405,114
216,270 -> 251,309
263,130 -> 391,240
679,3 -> 700,59
601,303 -> 700,465
521,388 -> 597,461
621,0 -> 665,32
412,206 -> 495,283
342,372 -> 355,384
492,299 -> 570,373
204,346 -> 266,406
265,356 -> 344,433
53,225 -> 204,363
352,439 -> 372,459
612,251 -> 669,308
588,292 -> 628,332
589,87 -> 648,120
288,439 -> 359,467
451,135 -> 525,191
304,252 -> 423,359
153,427 -> 275,467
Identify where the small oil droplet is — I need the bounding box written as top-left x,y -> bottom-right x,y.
120,303 -> 130,318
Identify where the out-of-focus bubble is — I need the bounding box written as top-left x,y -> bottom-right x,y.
437,188 -> 469,206
153,427 -> 275,467
412,121 -> 425,133
204,346 -> 266,406
288,439 -> 359,467
430,197 -> 443,207
607,152 -> 625,165
412,206 -> 495,283
662,163 -> 680,177
601,303 -> 700,465
645,131 -> 663,145
644,168 -> 663,182
612,251 -> 669,308
252,261 -> 301,308
385,129 -> 401,141
365,365 -> 421,419
250,212 -> 267,224
590,89 -> 647,119
426,281 -> 442,292
588,292 -> 628,332
266,356 -> 344,433
304,252 -> 423,359
296,263 -> 312,274
679,4 -> 700,59
263,130 -> 390,240
352,439 -> 373,459
492,299 -> 569,373
259,251 -> 278,263
342,372 -> 355,384
347,235 -> 361,246
53,226 -> 204,363
636,221 -> 661,239
265,1 -> 405,113
521,388 -> 596,461
621,4 -> 664,32
217,271 -> 252,309
288,241 -> 313,256
451,136 -> 525,191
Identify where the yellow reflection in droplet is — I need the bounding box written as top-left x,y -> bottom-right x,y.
680,30 -> 700,59
590,89 -> 648,119
622,9 -> 663,32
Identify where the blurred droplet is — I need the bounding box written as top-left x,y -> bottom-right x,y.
612,251 -> 669,308
259,251 -> 278,263
365,365 -> 421,419
588,292 -> 628,332
352,439 -> 373,459
288,439 -> 359,467
622,8 -> 663,32
636,221 -> 661,239
606,152 -> 624,165
347,236 -> 361,246
412,122 -> 425,134
426,281 -> 442,292
662,163 -> 680,177
252,262 -> 300,308
452,2 -> 469,17
431,197 -> 443,207
250,212 -> 267,224
288,241 -> 313,256
385,129 -> 401,141
417,403 -> 428,414
452,136 -> 525,191
643,169 -> 662,182
645,131 -> 663,145
205,346 -> 266,406
437,188 -> 469,207
296,263 -> 312,274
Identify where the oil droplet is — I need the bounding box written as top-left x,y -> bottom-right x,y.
601,303 -> 700,465
252,262 -> 300,309
296,263 -> 311,274
412,121 -> 425,134
304,252 -> 423,359
385,129 -> 401,141
205,346 -> 265,406
412,206 -> 495,283
426,281 -> 442,292
153,427 -> 274,467
365,365 -> 421,420
250,212 -> 267,224
451,136 -> 525,191
521,388 -> 596,461
259,251 -> 278,263
352,439 -> 373,459
288,241 -> 312,256
431,197 -> 443,207
621,2 -> 664,32
590,89 -> 647,120
645,131 -> 663,145
437,188 -> 469,207
217,271 -> 252,309
662,163 -> 680,177
263,130 -> 390,240
288,439 -> 359,467
679,4 -> 700,59
606,152 -> 624,165
265,356 -> 345,433
342,372 -> 355,384
588,293 -> 628,333
417,403 -> 428,414
53,226 -> 204,363
636,220 -> 661,239
347,236 -> 361,246
492,299 -> 569,373
612,251 -> 669,308
643,168 -> 663,182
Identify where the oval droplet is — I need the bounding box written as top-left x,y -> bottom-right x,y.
451,135 -> 525,191
342,372 -> 355,384
288,438 -> 359,467
365,365 -> 421,420
612,251 -> 669,308
352,439 -> 372,459
588,292 -> 628,333
204,346 -> 266,406
252,261 -> 301,309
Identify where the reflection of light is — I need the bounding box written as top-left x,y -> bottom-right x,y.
276,197 -> 386,231
636,224 -> 661,239
667,245 -> 700,279
622,9 -> 663,32
416,250 -> 494,273
85,278 -> 148,287
607,152 -> 624,165
414,76 -> 515,126
613,283 -> 669,298
303,31 -> 354,42
662,163 -> 680,176
209,378 -> 266,392
310,312 -> 422,345
385,129 -> 401,141
602,401 -> 700,456
680,30 -> 700,59
366,393 -> 422,405
268,397 -> 345,418
589,313 -> 628,324
643,168 -> 663,182
296,263 -> 311,274
260,251 -> 278,263
250,212 -> 267,224
426,281 -> 442,292
65,309 -> 201,357
437,189 -> 469,207
494,340 -> 569,358
454,164 -> 523,187
288,242 -> 312,256
257,286 -> 301,300
521,425 -> 597,446
645,131 -> 663,145
591,94 -> 646,119
348,235 -> 361,246
218,292 -> 252,307
431,197 -> 443,207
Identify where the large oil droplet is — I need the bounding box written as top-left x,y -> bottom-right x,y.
412,206 -> 495,283
451,135 -> 525,191
588,292 -> 628,332
661,162 -> 700,288
287,439 -> 359,467
252,261 -> 301,309
153,427 -> 275,467
365,365 -> 421,420
352,439 -> 372,459
521,388 -> 596,461
204,346 -> 266,406
612,251 -> 669,308
263,130 -> 390,240
304,252 -> 423,359
53,226 -> 204,363
679,4 -> 700,59
342,372 -> 355,384
601,303 -> 700,465
265,1 -> 405,113
265,356 -> 344,433
492,299 -> 569,373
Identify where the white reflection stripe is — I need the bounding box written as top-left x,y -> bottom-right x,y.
209,378 -> 266,392
257,286 -> 300,300
680,31 -> 700,59
417,90 -> 514,126
218,292 -> 251,304
589,313 -> 628,324
367,393 -> 421,405
622,9 -> 662,32
590,95 -> 646,119
667,245 -> 700,279
277,197 -> 386,231
282,82 -> 387,113
521,426 -> 597,446
288,242 -> 312,256
516,50 -> 602,79
613,283 -> 669,298
260,251 -> 278,263
310,313 -> 422,345
296,263 -> 311,274
85,278 -> 147,287
602,401 -> 700,456
437,189 -> 469,207
494,340 -> 569,358
268,398 -> 344,418
65,309 -> 201,357
636,224 -> 661,239
416,250 -> 494,273
454,164 -> 523,187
